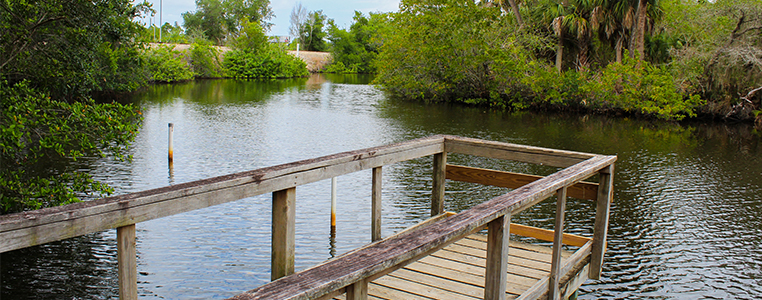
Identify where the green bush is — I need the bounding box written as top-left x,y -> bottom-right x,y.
145,46 -> 195,83
0,81 -> 142,213
223,44 -> 308,79
189,41 -> 224,78
580,56 -> 705,120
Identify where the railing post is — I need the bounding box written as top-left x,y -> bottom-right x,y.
117,224 -> 138,300
371,167 -> 382,242
431,152 -> 447,216
548,187 -> 568,300
590,164 -> 614,279
346,279 -> 369,300
484,214 -> 511,300
272,187 -> 296,280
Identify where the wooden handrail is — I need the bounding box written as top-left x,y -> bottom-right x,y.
0,135 -> 616,300
0,135 -> 446,253
227,155 -> 616,300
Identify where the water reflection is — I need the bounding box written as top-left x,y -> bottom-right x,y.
3,75 -> 761,299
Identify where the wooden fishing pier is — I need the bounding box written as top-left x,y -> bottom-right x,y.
0,135 -> 616,300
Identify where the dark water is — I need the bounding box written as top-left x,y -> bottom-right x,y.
2,74 -> 761,299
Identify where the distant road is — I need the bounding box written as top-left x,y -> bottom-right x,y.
148,43 -> 331,72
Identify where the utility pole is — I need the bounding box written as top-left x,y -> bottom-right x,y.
159,0 -> 163,43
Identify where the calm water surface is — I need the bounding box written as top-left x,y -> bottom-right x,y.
2,74 -> 761,299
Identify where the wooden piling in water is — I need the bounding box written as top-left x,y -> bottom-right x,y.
168,123 -> 174,163
331,177 -> 337,228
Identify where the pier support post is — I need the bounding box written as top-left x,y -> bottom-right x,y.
484,214 -> 510,300
371,167 -> 382,242
590,164 -> 614,279
272,187 -> 296,280
549,187 -> 568,300
117,224 -> 137,300
431,153 -> 447,216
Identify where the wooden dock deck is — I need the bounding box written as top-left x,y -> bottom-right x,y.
0,135 -> 615,300
331,234 -> 578,300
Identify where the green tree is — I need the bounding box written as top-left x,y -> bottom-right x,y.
0,0 -> 146,213
327,11 -> 389,73
0,82 -> 141,213
375,0 -> 536,105
0,0 -> 151,98
299,10 -> 328,51
182,0 -> 273,45
223,19 -> 308,79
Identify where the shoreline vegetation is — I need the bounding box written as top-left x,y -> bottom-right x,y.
1,0 -> 761,213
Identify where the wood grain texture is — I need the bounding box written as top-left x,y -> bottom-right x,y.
590,164 -> 614,279
431,153 -> 447,217
442,136 -> 595,168
445,165 -> 599,201
371,167 -> 382,242
548,188 -> 567,300
508,223 -> 591,248
272,188 -> 296,280
484,215 -> 510,300
117,225 -> 137,300
227,155 -> 615,300
345,280 -> 368,300
0,135 -> 445,253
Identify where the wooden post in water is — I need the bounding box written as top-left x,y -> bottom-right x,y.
168,123 -> 174,163
117,224 -> 137,300
590,164 -> 614,279
272,187 -> 296,280
431,153 -> 447,216
484,214 -> 511,300
331,177 -> 337,228
371,167 -> 382,241
548,187 -> 568,299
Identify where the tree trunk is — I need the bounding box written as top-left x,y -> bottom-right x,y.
556,30 -> 563,72
615,34 -> 624,63
506,0 -> 524,27
578,34 -> 590,71
629,0 -> 647,59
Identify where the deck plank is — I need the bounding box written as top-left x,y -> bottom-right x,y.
363,234 -> 580,300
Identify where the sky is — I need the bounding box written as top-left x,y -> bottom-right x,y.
138,0 -> 401,37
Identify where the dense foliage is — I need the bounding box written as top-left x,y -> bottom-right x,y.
0,0 -> 150,98
189,42 -> 224,78
145,46 -> 195,83
182,0 -> 273,45
0,81 -> 141,212
371,0 -> 761,121
224,46 -> 307,79
325,12 -> 388,74
0,0 -> 148,213
224,19 -> 307,78
298,10 -> 329,51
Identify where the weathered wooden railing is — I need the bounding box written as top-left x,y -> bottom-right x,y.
0,135 -> 615,300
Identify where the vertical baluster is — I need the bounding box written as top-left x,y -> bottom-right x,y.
484,214 -> 511,300
548,187 -> 568,300
371,167 -> 382,242
346,279 -> 369,300
590,164 -> 614,279
272,187 -> 296,280
431,153 -> 447,216
117,224 -> 137,300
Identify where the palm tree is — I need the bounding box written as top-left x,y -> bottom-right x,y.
591,0 -> 636,63
629,0 -> 663,59
535,0 -> 597,71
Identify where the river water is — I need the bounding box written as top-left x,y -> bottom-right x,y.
2,74 -> 761,299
